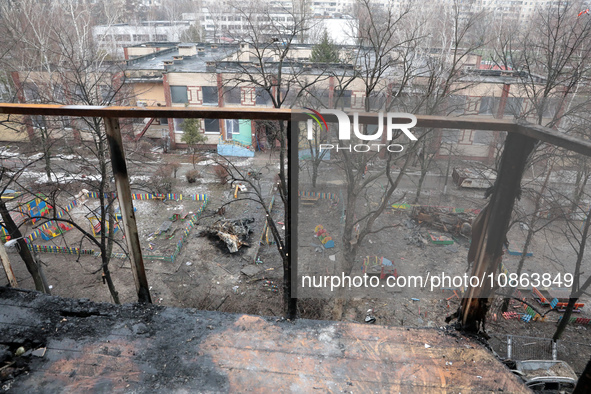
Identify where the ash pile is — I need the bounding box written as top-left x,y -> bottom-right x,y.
202,218 -> 254,253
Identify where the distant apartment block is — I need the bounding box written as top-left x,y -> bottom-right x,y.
93,21 -> 195,59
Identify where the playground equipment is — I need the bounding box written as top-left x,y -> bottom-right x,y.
0,227 -> 11,242
18,196 -> 51,224
362,256 -> 398,279
314,225 -> 334,248
428,231 -> 454,245
86,208 -> 120,237
532,287 -> 585,312
39,221 -> 73,241
114,206 -> 137,220
234,184 -> 247,198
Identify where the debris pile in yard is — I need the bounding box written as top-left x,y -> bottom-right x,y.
202,218 -> 254,253
405,227 -> 428,247
411,206 -> 474,236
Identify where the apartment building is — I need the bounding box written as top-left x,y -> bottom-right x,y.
93,21 -> 194,59
122,42 -> 561,162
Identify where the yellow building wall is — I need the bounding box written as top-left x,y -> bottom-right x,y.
132,83 -> 167,106
0,115 -> 28,142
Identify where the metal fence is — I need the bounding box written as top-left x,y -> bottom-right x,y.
490,334 -> 557,361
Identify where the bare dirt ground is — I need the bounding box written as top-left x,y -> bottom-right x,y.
4,146 -> 591,376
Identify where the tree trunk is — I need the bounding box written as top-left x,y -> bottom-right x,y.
332,238 -> 358,320
102,194 -> 120,304
312,162 -> 318,189
98,135 -> 120,304
414,170 -> 427,204
0,201 -> 50,293
40,127 -> 52,182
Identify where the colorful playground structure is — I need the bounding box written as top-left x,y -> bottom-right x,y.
38,221 -> 73,241
86,208 -> 120,237
362,256 -> 398,279
17,196 -> 51,224
0,227 -> 11,243
20,192 -> 208,261
314,225 -> 335,248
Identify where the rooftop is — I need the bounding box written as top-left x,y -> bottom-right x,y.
126,43 -> 239,73
0,287 -> 528,392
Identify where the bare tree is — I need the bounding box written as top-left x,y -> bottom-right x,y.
0,0 -> 138,303
213,0 -> 326,318
0,159 -> 51,293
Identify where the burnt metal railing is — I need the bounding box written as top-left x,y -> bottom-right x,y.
1,103 -> 591,330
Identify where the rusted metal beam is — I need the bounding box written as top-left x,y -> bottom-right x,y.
0,103 -> 294,121
286,120 -> 298,318
104,117 -> 152,304
517,122 -> 591,157
1,104 -> 590,157
0,241 -> 18,288
135,118 -> 155,141
461,132 -> 537,332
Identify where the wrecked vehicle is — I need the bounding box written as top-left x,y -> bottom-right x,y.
202,218 -> 254,253
510,360 -> 577,393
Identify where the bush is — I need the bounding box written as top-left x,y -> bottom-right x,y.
185,169 -> 201,183
213,165 -> 229,185
154,164 -> 173,178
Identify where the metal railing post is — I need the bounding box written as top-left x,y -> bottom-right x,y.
286,119 -> 298,317
104,117 -> 152,303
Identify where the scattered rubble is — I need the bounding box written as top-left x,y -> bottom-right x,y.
411,206 -> 474,236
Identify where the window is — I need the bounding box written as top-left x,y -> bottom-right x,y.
505,97 -> 523,116
448,95 -> 466,114
542,98 -> 560,118
479,97 -> 496,115
101,85 -> 115,104
226,119 -> 240,135
473,130 -> 492,145
224,87 -> 241,104
334,89 -> 352,109
442,129 -> 460,143
204,119 -> 220,134
171,86 -> 188,103
173,118 -> 185,132
279,88 -> 298,107
159,118 -> 169,125
255,87 -> 272,105
202,86 -> 218,105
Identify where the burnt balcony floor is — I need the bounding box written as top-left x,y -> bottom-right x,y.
0,287 -> 527,393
